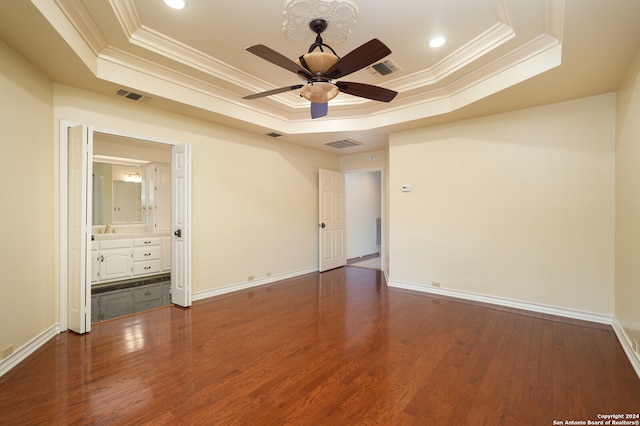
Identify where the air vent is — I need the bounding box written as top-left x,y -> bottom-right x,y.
266,132 -> 282,138
324,138 -> 363,149
114,89 -> 151,102
368,58 -> 401,76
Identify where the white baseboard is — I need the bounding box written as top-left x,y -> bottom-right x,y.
193,267 -> 318,302
388,280 -> 613,324
0,323 -> 60,378
612,319 -> 640,379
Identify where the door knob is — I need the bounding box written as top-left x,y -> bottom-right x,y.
174,229 -> 182,237
319,223 -> 326,228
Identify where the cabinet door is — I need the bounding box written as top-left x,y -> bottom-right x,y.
99,248 -> 132,281
154,164 -> 171,232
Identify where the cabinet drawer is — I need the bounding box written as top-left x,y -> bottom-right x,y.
133,246 -> 161,261
99,239 -> 132,250
132,284 -> 162,301
133,259 -> 161,276
133,237 -> 161,247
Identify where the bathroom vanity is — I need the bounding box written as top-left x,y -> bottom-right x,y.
90,233 -> 171,322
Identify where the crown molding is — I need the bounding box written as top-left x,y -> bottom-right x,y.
392,21 -> 515,93
55,0 -> 108,55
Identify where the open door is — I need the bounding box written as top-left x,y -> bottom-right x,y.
171,143 -> 192,307
67,125 -> 92,333
319,169 -> 346,272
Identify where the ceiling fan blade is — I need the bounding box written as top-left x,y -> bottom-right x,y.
337,81 -> 398,102
242,84 -> 304,100
246,45 -> 313,79
311,102 -> 328,119
324,39 -> 391,79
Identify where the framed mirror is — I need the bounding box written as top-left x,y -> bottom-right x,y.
92,161 -> 146,225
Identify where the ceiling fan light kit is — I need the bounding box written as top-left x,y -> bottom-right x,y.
243,18 -> 397,119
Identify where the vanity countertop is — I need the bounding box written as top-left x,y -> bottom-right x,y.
92,232 -> 170,241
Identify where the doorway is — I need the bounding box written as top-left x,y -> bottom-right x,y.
59,122 -> 192,333
345,170 -> 382,270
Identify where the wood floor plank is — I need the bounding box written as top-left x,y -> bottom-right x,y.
1,267 -> 639,425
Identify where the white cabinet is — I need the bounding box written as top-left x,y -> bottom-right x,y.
92,236 -> 169,284
147,163 -> 171,232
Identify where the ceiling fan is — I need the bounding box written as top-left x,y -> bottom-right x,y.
243,18 -> 398,119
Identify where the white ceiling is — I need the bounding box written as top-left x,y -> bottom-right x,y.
1,0 -> 639,153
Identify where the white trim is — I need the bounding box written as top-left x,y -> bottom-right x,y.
612,319 -> 640,380
388,280 -> 613,325
0,324 -> 60,378
193,267 -> 318,302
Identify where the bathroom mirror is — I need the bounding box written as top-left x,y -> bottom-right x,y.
92,161 -> 146,225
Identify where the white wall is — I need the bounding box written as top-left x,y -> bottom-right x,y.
389,94 -> 616,315
0,40 -> 56,362
615,47 -> 640,358
345,171 -> 381,258
53,84 -> 339,295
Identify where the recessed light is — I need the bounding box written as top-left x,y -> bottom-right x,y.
428,36 -> 446,48
163,0 -> 187,10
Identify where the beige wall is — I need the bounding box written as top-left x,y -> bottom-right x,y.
615,48 -> 640,354
53,84 -> 339,294
389,94 -> 616,315
0,41 -> 55,355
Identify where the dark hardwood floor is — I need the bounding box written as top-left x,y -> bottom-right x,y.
1,267 -> 639,425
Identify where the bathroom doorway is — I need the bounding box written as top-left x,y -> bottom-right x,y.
60,122 -> 192,334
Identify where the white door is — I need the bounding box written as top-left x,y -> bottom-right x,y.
318,169 -> 346,272
171,143 -> 192,307
67,125 -> 92,334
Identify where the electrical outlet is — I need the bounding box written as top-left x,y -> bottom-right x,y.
1,345 -> 14,360
431,282 -> 441,288
633,339 -> 638,353
248,275 -> 254,281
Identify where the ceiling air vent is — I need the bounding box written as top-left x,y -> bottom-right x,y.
368,58 -> 401,76
324,138 -> 362,149
114,89 -> 151,102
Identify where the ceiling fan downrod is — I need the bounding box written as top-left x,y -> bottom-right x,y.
306,18 -> 338,56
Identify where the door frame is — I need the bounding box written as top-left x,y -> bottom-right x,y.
59,121 -> 191,331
